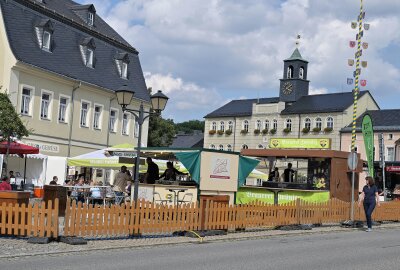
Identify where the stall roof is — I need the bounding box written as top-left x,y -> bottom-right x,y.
241,149 -> 353,159
140,147 -> 241,160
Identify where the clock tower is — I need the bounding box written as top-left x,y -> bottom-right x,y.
279,48 -> 310,102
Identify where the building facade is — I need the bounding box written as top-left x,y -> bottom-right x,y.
204,49 -> 379,151
0,0 -> 150,158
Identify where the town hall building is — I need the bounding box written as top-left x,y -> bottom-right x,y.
204,48 -> 379,152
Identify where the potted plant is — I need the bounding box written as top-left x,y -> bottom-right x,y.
312,127 -> 321,133
217,130 -> 224,135
302,127 -> 310,134
262,129 -> 268,135
208,130 -> 216,135
324,127 -> 333,133
225,130 -> 232,135
269,129 -> 276,135
240,129 -> 248,134
253,129 -> 260,135
283,128 -> 291,134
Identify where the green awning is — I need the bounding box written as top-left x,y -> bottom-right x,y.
238,156 -> 260,187
174,151 -> 201,184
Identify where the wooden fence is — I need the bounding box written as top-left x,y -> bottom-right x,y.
64,198 -> 400,238
0,199 -> 59,237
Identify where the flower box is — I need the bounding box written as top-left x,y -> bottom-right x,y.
225,130 -> 232,135
217,130 -> 224,135
283,128 -> 291,134
312,127 -> 321,133
302,127 -> 310,134
253,129 -> 260,135
208,130 -> 216,135
262,129 -> 268,135
269,129 -> 276,135
240,129 -> 248,134
324,127 -> 333,133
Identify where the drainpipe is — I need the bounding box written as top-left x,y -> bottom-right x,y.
106,97 -> 115,147
67,82 -> 81,157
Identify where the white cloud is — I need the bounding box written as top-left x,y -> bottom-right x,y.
309,87 -> 328,95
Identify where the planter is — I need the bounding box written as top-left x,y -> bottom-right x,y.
269,129 -> 276,135
262,129 -> 268,135
283,128 -> 291,134
302,128 -> 310,134
217,130 -> 224,135
324,127 -> 333,133
254,129 -> 260,135
240,130 -> 248,135
208,130 -> 216,135
312,127 -> 321,133
225,130 -> 232,135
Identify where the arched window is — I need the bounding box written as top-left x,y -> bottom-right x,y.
227,144 -> 232,151
315,117 -> 322,129
228,121 -> 233,131
299,67 -> 304,79
326,117 -> 334,129
258,144 -> 264,149
211,122 -> 217,131
220,121 -> 225,132
273,119 -> 278,130
243,120 -> 249,132
210,144 -> 216,150
242,144 -> 249,149
256,120 -> 261,130
286,119 -> 292,131
287,66 -> 294,78
304,118 -> 311,129
264,120 -> 269,130
219,144 -> 224,151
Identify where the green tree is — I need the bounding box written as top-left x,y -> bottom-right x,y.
0,92 -> 29,174
147,115 -> 175,147
175,120 -> 205,134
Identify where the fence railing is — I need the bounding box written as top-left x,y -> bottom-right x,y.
0,199 -> 59,237
2,198 -> 400,239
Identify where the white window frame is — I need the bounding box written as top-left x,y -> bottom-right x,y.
40,90 -> 53,120
20,85 -> 34,116
58,94 -> 70,123
228,121 -> 233,131
255,120 -> 261,130
80,100 -> 91,128
219,144 -> 224,151
88,12 -> 94,26
264,120 -> 269,130
220,121 -> 225,132
242,144 -> 249,149
285,119 -> 292,131
227,144 -> 232,151
93,104 -> 103,130
122,113 -> 130,135
326,116 -> 334,129
243,120 -> 249,132
109,108 -> 118,133
258,144 -> 264,149
86,48 -> 94,68
304,118 -> 311,129
273,119 -> 278,130
121,62 -> 128,79
315,117 -> 322,129
42,30 -> 51,51
211,121 -> 217,131
209,144 -> 216,150
388,134 -> 393,140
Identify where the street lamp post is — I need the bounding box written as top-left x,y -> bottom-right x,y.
115,85 -> 169,202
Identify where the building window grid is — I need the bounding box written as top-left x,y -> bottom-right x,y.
21,88 -> 32,115
58,97 -> 67,122
109,110 -> 117,132
122,113 -> 129,135
80,102 -> 89,127
264,120 -> 269,130
42,31 -> 51,51
304,118 -> 311,129
228,121 -> 233,131
256,120 -> 261,130
93,105 -> 102,129
88,12 -> 94,26
220,121 -> 225,132
285,119 -> 292,131
210,144 -> 216,150
121,62 -> 128,79
242,144 -> 249,149
258,144 -> 264,149
326,117 -> 334,129
211,122 -> 217,131
243,120 -> 249,132
40,93 -> 50,119
219,145 -> 224,151
273,119 -> 278,130
227,144 -> 232,151
315,117 -> 322,129
86,48 -> 94,67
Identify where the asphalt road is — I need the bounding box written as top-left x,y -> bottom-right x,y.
2,228 -> 400,270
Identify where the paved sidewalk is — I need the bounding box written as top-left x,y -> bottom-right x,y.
1,222 -> 399,259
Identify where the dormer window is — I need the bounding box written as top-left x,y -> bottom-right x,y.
115,53 -> 130,79
35,19 -> 54,52
88,12 -> 94,26
80,37 -> 96,68
42,31 -> 51,51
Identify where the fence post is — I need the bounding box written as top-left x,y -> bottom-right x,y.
296,198 -> 301,225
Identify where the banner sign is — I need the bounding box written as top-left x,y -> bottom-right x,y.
362,114 -> 375,177
269,138 -> 331,149
235,187 -> 330,204
210,157 -> 230,179
347,78 -> 354,85
386,166 -> 400,172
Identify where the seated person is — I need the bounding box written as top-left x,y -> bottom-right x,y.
0,176 -> 12,191
160,161 -> 186,181
89,181 -> 103,204
72,176 -> 85,203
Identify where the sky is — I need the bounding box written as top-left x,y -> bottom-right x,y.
78,0 -> 400,123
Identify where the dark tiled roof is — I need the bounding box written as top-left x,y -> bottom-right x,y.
170,133 -> 204,148
341,109 -> 400,132
204,98 -> 280,118
281,91 -> 370,115
1,0 -> 149,101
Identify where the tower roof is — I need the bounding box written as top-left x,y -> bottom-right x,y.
285,48 -> 308,62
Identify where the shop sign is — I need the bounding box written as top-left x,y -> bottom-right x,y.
110,151 -> 136,157
210,156 -> 230,179
269,138 -> 330,149
24,141 -> 59,153
235,187 -> 330,204
386,166 -> 400,172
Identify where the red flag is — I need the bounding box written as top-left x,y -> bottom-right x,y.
361,80 -> 367,87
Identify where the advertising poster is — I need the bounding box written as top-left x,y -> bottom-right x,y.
210,156 -> 230,180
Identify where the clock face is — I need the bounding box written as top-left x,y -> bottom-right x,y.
283,82 -> 293,95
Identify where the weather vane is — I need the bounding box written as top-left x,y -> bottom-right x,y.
295,34 -> 301,47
